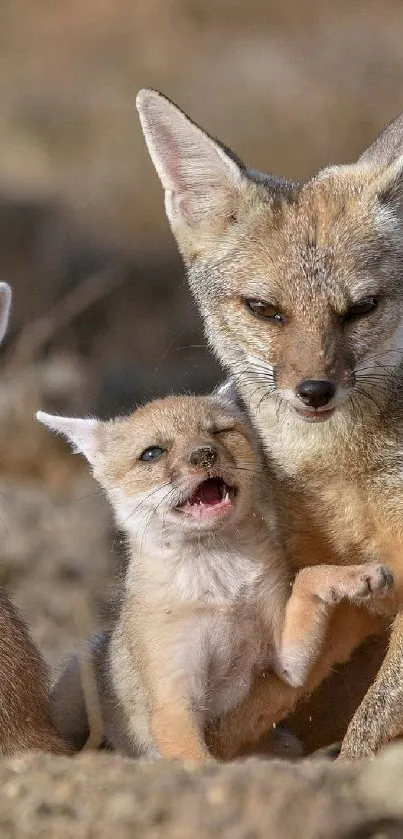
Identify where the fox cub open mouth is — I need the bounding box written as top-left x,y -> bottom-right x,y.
176,476 -> 236,521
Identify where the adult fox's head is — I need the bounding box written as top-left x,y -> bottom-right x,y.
137,91 -> 403,426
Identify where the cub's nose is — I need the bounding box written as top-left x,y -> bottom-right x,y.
296,379 -> 336,409
189,446 -> 217,469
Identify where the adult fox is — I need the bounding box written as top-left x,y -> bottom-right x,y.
137,91 -> 403,760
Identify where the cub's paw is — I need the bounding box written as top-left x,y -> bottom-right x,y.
347,563 -> 394,601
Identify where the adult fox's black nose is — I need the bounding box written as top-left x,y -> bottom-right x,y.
189,446 -> 217,469
296,379 -> 336,409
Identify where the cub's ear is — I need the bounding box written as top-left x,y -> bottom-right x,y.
359,113 -> 403,167
0,283 -> 12,344
213,379 -> 244,414
136,89 -> 247,251
36,412 -> 102,466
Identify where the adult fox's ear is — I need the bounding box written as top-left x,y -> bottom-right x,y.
136,89 -> 247,254
359,113 -> 403,167
0,283 -> 11,344
358,113 -> 403,218
36,412 -> 103,467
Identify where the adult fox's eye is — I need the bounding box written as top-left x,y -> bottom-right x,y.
139,446 -> 166,462
244,298 -> 285,324
344,296 -> 379,322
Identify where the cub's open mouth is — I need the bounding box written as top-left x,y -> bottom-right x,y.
176,477 -> 236,521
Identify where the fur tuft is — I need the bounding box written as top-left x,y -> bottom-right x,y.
0,282 -> 12,344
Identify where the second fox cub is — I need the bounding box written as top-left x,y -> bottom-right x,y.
39,397 -> 392,760
136,92 -> 403,759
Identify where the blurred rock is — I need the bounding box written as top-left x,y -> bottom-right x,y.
1,745 -> 403,838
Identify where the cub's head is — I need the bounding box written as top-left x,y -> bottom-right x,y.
37,395 -> 263,540
137,91 -> 403,425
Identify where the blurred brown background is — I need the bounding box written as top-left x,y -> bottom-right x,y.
1,0 -> 403,680
2,0 -> 403,411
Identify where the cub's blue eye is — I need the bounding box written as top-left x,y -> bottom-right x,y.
139,446 -> 166,462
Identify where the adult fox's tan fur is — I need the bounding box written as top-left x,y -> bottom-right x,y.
137,92 -> 403,759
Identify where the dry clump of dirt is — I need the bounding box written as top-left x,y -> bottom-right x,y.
1,745 -> 403,839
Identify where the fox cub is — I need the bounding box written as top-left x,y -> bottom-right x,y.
39,396 -> 392,761
136,91 -> 403,759
0,283 -> 71,755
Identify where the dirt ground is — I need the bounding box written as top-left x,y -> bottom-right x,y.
1,740 -> 403,837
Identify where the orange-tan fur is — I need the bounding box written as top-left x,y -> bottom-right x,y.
39,396 -> 392,761
137,92 -> 403,759
0,589 -> 72,755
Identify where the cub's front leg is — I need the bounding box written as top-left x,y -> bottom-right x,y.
150,692 -> 210,762
205,565 -> 392,761
146,642 -> 211,763
279,562 -> 393,688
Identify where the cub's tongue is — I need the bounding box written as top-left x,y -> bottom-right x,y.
190,477 -> 223,506
179,477 -> 233,521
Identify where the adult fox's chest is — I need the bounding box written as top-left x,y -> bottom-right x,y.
283,473 -> 403,604
277,475 -> 372,567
